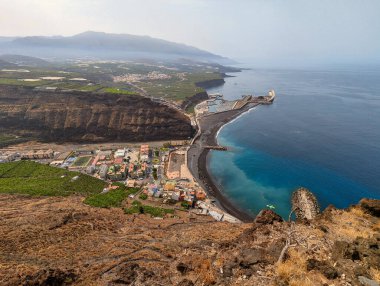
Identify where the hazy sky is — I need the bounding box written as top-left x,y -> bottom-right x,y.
1,0 -> 380,66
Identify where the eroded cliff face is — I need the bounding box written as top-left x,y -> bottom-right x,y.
0,85 -> 194,142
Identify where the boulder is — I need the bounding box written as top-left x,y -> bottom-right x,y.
254,209 -> 283,224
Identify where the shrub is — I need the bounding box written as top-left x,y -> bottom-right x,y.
139,193 -> 148,200
84,189 -> 127,208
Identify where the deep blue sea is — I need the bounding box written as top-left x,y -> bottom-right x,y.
206,66 -> 380,218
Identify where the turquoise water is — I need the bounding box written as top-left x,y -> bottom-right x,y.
207,67 -> 380,218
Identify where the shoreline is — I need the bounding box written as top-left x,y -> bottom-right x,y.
187,103 -> 259,222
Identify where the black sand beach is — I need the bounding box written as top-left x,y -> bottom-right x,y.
187,103 -> 259,222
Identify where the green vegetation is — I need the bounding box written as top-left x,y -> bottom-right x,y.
138,78 -> 203,102
139,193 -> 148,200
185,104 -> 195,114
84,184 -> 139,208
100,87 -> 137,95
78,84 -> 104,91
83,188 -> 126,208
137,72 -> 222,102
0,78 -> 51,86
124,200 -> 174,217
181,201 -> 191,209
152,167 -> 158,180
0,134 -> 31,148
186,72 -> 223,83
72,156 -> 92,167
0,161 -> 106,196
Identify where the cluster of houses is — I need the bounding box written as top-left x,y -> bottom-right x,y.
55,146 -> 160,183
0,149 -> 54,163
0,151 -> 18,163
0,142 -> 209,210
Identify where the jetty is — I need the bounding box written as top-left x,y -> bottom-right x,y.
204,145 -> 228,151
233,89 -> 276,109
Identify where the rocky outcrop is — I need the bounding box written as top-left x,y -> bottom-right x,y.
254,209 -> 283,224
0,85 -> 194,142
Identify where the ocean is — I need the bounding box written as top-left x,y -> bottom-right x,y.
206,66 -> 380,218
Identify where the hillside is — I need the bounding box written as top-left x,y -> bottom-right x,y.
0,193 -> 378,286
0,31 -> 224,62
0,59 -> 16,68
0,54 -> 51,67
0,85 -> 194,142
0,161 -> 106,196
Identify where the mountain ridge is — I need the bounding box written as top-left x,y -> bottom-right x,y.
0,31 -> 225,62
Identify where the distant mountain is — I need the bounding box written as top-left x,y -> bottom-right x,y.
0,54 -> 50,67
0,31 -> 225,62
0,59 -> 17,68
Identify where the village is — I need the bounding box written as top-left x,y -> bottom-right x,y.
0,141 -> 240,223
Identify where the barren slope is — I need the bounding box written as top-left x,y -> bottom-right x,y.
0,194 -> 379,285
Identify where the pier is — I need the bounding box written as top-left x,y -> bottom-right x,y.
204,145 -> 228,151
233,89 -> 276,109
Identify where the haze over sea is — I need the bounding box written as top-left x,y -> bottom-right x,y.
206,65 -> 380,218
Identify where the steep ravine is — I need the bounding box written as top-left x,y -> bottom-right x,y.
0,85 -> 194,142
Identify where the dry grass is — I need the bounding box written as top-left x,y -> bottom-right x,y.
329,207 -> 376,239
370,268 -> 380,282
349,207 -> 366,217
198,258 -> 216,285
289,278 -> 315,286
276,248 -> 307,283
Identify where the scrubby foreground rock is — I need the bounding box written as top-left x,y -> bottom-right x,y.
0,194 -> 379,285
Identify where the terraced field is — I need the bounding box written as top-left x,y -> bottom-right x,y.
0,161 -> 106,196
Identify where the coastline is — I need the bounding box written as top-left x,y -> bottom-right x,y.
187,103 -> 259,222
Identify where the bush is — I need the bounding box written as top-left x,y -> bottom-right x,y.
84,189 -> 127,208
139,193 -> 148,200
181,201 -> 190,209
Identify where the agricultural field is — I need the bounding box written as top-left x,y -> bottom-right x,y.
1,59 -> 228,104
136,72 -> 223,102
99,87 -> 137,95
84,184 -> 140,208
0,161 -> 106,196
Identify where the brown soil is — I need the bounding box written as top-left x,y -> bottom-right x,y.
0,194 -> 379,286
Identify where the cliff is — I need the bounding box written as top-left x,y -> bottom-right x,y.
0,194 -> 378,286
181,91 -> 209,111
194,78 -> 225,89
0,85 -> 194,142
181,78 -> 226,112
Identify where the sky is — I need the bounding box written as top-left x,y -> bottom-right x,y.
1,0 -> 380,67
